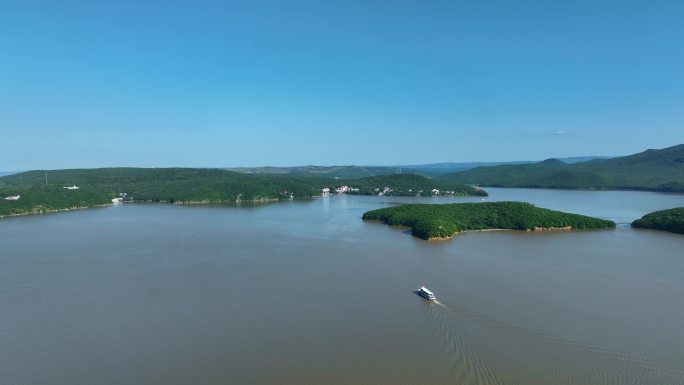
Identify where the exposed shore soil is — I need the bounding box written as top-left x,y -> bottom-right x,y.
427,226 -> 573,240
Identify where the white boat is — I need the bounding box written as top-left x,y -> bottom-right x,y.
418,286 -> 436,300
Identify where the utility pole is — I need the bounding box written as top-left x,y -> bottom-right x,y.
45,171 -> 48,185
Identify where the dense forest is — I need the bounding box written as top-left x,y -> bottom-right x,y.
363,201 -> 615,240
0,185 -> 112,217
437,144 -> 684,192
631,208 -> 684,235
0,168 -> 484,217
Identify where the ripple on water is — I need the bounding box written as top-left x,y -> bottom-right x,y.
421,298 -> 684,385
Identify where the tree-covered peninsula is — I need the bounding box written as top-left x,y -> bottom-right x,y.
362,201 -> 616,240
0,168 -> 484,217
631,207 -> 684,235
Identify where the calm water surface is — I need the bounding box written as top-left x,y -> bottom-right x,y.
1,189 -> 683,384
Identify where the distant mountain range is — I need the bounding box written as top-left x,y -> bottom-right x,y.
1,144 -> 682,218
1,157 -> 609,180
437,144 -> 684,192
403,157 -> 610,174
225,156 -> 610,178
224,165 -> 398,178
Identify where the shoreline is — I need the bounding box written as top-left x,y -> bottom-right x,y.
0,197 -> 288,219
0,203 -> 114,219
481,186 -> 684,194
0,191 -> 493,220
426,226 -> 574,241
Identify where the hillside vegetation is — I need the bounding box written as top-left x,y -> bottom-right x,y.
0,168 -> 484,217
438,144 -> 684,192
363,202 -> 615,240
0,185 -> 112,217
631,208 -> 684,234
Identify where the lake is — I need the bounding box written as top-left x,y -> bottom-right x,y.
1,188 -> 683,384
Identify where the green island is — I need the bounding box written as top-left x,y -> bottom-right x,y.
362,201 -> 616,240
437,144 -> 684,192
631,207 -> 684,235
0,168 -> 485,217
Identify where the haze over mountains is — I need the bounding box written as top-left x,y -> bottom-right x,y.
0,156 -> 613,183
223,156 -> 609,178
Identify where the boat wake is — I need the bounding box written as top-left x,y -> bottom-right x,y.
424,300 -> 504,385
423,298 -> 684,385
433,300 -> 447,307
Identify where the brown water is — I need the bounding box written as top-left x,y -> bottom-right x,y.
1,189 -> 683,384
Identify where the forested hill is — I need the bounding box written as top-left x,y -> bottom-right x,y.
0,168 -> 484,217
437,144 -> 684,192
632,207 -> 684,235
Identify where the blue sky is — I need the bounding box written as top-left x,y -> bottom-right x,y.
1,0 -> 682,169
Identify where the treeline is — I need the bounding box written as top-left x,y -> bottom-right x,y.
363,201 -> 615,240
631,208 -> 684,235
437,144 -> 684,192
0,185 -> 112,217
0,168 -> 485,217
0,168 -> 313,203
